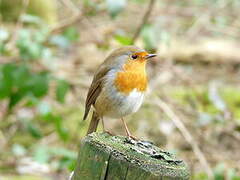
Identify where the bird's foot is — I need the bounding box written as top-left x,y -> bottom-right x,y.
103,130 -> 115,136
127,134 -> 138,141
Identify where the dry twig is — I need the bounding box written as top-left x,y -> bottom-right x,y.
50,0 -> 82,33
0,56 -> 19,64
61,0 -> 79,15
155,98 -> 214,178
132,0 -> 156,43
50,14 -> 83,34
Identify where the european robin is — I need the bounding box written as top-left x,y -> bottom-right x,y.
83,46 -> 156,138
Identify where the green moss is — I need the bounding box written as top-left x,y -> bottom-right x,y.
84,132 -> 190,179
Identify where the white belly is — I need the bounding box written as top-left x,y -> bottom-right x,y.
95,88 -> 144,118
95,70 -> 145,118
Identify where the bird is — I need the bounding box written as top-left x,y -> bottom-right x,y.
83,46 -> 156,138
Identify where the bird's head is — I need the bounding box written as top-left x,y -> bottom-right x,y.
104,46 -> 157,70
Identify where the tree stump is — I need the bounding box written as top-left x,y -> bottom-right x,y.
72,132 -> 190,180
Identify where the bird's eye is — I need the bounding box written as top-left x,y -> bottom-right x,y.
131,54 -> 138,59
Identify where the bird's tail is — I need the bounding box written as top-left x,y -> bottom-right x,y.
87,111 -> 100,135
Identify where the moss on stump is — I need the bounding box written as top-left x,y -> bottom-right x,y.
72,132 -> 190,180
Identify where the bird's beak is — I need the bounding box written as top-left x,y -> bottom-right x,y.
145,54 -> 157,59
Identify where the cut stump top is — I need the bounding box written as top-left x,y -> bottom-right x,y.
73,132 -> 190,180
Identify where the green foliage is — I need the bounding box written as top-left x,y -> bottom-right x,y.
32,145 -> 77,170
49,27 -> 79,49
25,119 -> 43,139
105,0 -> 126,18
12,144 -> 27,156
82,0 -> 101,16
193,163 -> 240,180
37,101 -> 52,115
193,172 -> 208,180
39,110 -> 69,141
63,27 -> 79,42
16,29 -> 50,60
141,24 -> 171,51
141,25 -> 157,51
20,14 -> 45,26
169,87 -> 219,114
213,163 -> 240,180
0,64 -> 49,109
0,15 -> 76,159
228,169 -> 240,180
214,163 -> 225,180
53,115 -> 69,141
83,0 -> 127,18
0,14 -> 77,112
56,79 -> 70,103
169,86 -> 240,126
0,17 -> 76,174
49,34 -> 70,49
0,29 -> 9,54
132,0 -> 147,3
114,35 -> 133,45
221,88 -> 240,120
141,24 -> 168,51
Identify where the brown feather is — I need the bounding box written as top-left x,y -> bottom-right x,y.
86,111 -> 100,134
83,67 -> 110,120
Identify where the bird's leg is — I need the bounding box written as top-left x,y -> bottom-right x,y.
121,118 -> 137,140
101,117 -> 114,136
101,117 -> 105,131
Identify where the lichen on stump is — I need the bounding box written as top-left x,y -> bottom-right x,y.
72,132 -> 190,180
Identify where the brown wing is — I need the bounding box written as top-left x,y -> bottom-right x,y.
83,67 -> 110,120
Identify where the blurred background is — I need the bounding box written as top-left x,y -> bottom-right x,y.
0,0 -> 240,179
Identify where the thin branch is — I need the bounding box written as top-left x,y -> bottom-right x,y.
61,0 -> 79,15
81,17 -> 104,45
132,0 -> 156,43
50,13 -> 83,34
0,56 -> 19,64
50,0 -> 82,33
154,98 -> 214,179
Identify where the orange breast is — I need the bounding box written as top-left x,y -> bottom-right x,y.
114,59 -> 147,94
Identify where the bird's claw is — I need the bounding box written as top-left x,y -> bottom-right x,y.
127,134 -> 138,141
104,130 -> 115,136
